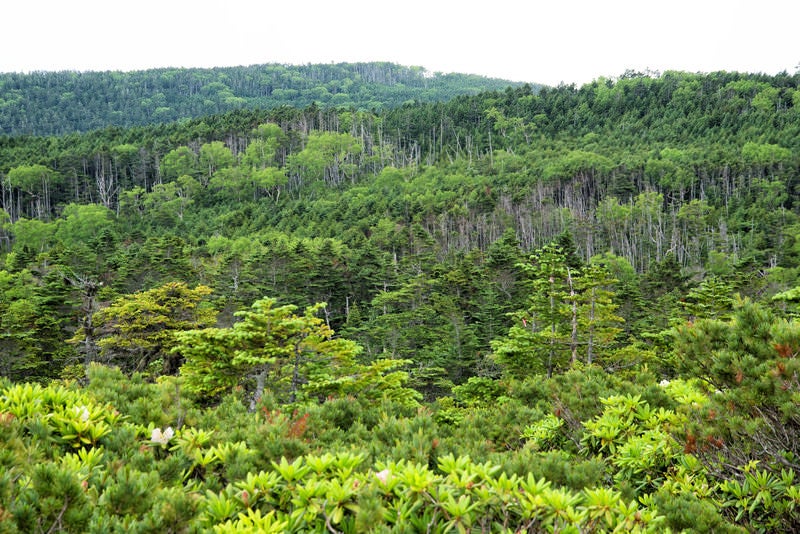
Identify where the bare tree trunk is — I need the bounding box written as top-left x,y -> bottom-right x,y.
567,267 -> 578,365
63,272 -> 101,376
548,276 -> 556,378
587,288 -> 596,365
250,368 -> 268,412
95,154 -> 118,209
290,343 -> 303,404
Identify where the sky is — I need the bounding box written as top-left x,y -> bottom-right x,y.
1,0 -> 798,87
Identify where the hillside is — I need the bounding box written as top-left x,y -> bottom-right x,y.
1,68 -> 800,531
0,62 -> 528,136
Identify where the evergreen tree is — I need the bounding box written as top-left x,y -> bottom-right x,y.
491,243 -> 623,377
85,282 -> 216,375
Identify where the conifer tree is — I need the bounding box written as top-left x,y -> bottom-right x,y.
491,242 -> 623,377
491,243 -> 574,378
85,282 -> 215,375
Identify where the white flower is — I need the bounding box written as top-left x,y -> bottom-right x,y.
659,379 -> 671,387
73,405 -> 90,422
151,426 -> 174,445
375,468 -> 391,484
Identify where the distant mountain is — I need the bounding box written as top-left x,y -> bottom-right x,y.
0,62 -> 532,136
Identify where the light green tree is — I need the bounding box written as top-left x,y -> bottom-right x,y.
242,123 -> 287,169
84,282 -> 216,375
176,297 -> 419,408
6,164 -> 63,220
199,141 -> 234,184
144,175 -> 201,221
288,132 -> 361,187
160,146 -> 198,183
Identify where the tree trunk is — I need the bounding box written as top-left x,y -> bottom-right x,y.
250,368 -> 268,412
567,268 -> 578,365
548,277 -> 556,378
290,344 -> 302,403
587,288 -> 596,365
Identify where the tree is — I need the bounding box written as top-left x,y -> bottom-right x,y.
250,166 -> 288,201
199,141 -> 234,184
491,243 -> 623,377
160,146 -> 198,183
242,123 -> 287,169
681,276 -> 735,321
577,263 -> 624,364
639,253 -> 690,334
143,175 -> 200,221
115,234 -> 196,291
474,229 -> 526,346
6,164 -> 63,220
491,243 -> 574,378
87,282 -> 216,375
179,298 -> 315,405
53,203 -> 117,274
209,167 -> 250,202
177,298 -> 361,407
288,132 -> 361,187
674,298 -> 800,512
741,142 -> 791,177
8,217 -> 56,258
0,269 -> 67,381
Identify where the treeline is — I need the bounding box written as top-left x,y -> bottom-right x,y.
0,62 -> 526,136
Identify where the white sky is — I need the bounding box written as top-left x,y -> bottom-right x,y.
1,0 -> 798,87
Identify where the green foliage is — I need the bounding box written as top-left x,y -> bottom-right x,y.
177,297 -> 419,407
522,413 -> 564,451
673,300 -> 800,530
452,376 -> 506,406
491,243 -> 623,377
3,363 -> 800,532
0,381 -> 121,451
287,132 -> 361,186
12,462 -> 92,533
0,269 -> 70,381
718,466 -> 800,532
88,282 -> 216,375
0,62 -> 524,136
1,67 -> 800,533
80,363 -> 193,428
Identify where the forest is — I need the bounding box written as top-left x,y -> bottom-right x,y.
1,65 -> 800,532
0,62 -> 525,136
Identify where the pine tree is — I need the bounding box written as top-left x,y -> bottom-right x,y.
491,243 -> 623,377
85,282 -> 216,375
491,243 -> 574,378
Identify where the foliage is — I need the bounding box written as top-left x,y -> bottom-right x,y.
177,297 -> 419,408
0,62 -> 525,136
84,282 -> 216,376
491,242 -> 624,377
6,366 -> 800,531
0,66 -> 800,532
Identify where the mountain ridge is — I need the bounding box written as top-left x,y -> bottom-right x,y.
0,61 -> 531,136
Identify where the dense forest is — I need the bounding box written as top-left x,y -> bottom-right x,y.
0,62 -> 525,136
1,67 -> 800,532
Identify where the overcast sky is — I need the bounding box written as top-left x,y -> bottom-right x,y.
2,0 -> 798,87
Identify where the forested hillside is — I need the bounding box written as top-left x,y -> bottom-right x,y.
0,62 -> 526,135
2,68 -> 800,532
